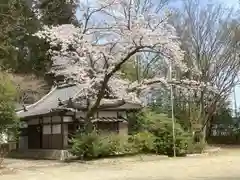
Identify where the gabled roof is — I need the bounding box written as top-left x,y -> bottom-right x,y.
17,83 -> 142,118
17,84 -> 81,118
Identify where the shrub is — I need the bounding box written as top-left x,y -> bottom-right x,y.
70,131 -> 98,159
0,144 -> 8,167
128,111 -> 150,134
0,73 -> 18,135
129,131 -> 156,153
70,131 -> 130,159
0,73 -> 18,166
71,109 -> 197,159
187,138 -> 206,154
139,109 -> 191,156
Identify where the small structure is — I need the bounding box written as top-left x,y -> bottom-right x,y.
16,82 -> 142,151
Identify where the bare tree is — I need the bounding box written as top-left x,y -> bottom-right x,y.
9,73 -> 48,104
170,0 -> 240,137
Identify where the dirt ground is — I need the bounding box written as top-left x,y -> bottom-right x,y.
1,148 -> 240,180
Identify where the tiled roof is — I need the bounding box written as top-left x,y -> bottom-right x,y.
16,83 -> 142,118
78,117 -> 127,123
17,84 -> 81,118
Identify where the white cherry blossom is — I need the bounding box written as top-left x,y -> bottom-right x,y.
34,0 -> 217,114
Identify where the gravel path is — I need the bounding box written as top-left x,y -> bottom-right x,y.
1,149 -> 240,180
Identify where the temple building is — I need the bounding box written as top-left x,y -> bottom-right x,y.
16,82 -> 142,150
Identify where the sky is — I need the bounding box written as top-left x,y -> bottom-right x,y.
168,0 -> 239,9
217,0 -> 239,7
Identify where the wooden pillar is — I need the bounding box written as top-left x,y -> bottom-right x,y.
61,115 -> 64,149
61,116 -> 71,149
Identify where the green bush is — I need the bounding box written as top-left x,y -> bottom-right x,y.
0,72 -> 18,140
129,131 -> 156,153
70,131 -> 131,159
139,109 -> 191,156
128,111 -> 150,134
70,131 -> 97,158
187,138 -> 206,154
71,109 -> 198,159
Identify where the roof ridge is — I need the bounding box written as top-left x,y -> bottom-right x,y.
16,86 -> 58,113
57,83 -> 77,89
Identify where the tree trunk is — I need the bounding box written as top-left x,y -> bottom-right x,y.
200,91 -> 207,142
202,125 -> 207,143
84,120 -> 94,133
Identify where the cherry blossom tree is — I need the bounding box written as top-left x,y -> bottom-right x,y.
34,0 -> 216,130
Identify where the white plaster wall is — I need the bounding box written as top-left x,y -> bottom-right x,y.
43,117 -> 51,123
63,116 -> 73,122
52,116 -> 61,123
98,111 -> 117,117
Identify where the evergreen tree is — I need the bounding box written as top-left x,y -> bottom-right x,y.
0,0 -> 21,70
0,0 -> 48,75
0,0 -> 79,76
35,0 -> 78,25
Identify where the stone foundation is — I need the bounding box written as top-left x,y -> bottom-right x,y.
8,149 -> 74,161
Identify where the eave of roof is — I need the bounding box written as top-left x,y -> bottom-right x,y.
78,117 -> 127,123
16,84 -> 80,118
16,83 -> 142,118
